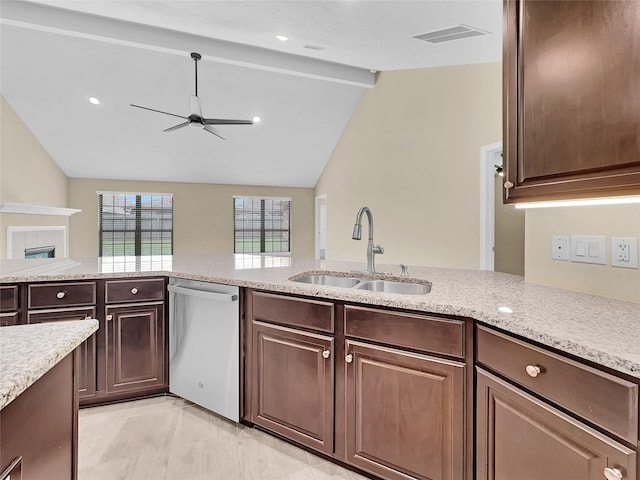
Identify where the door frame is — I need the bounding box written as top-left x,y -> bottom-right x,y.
315,194 -> 327,260
479,142 -> 503,271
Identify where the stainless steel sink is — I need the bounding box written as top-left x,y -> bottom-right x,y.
355,280 -> 431,295
290,272 -> 431,295
293,274 -> 361,288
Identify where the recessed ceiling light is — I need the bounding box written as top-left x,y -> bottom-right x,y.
252,116 -> 261,123
275,34 -> 288,42
498,306 -> 513,314
89,97 -> 100,105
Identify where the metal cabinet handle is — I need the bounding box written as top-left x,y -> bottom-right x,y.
322,349 -> 330,359
525,365 -> 542,378
56,291 -> 66,299
345,354 -> 353,364
131,287 -> 139,295
504,181 -> 514,189
604,468 -> 624,480
106,314 -> 113,321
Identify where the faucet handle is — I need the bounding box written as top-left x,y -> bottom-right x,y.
373,245 -> 384,254
400,264 -> 409,277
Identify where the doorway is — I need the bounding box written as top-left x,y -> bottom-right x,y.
315,194 -> 327,260
480,143 -> 525,275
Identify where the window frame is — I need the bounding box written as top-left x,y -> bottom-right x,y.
233,195 -> 291,255
97,191 -> 174,257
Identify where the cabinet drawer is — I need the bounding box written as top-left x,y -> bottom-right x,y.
345,305 -> 465,358
28,306 -> 96,324
0,313 -> 18,327
28,282 -> 96,308
0,286 -> 18,313
477,326 -> 638,443
251,291 -> 334,333
105,278 -> 165,303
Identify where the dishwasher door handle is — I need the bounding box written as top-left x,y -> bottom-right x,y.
167,284 -> 238,302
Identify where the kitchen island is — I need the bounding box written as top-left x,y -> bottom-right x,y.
1,255 -> 639,480
1,254 -> 638,379
0,319 -> 98,479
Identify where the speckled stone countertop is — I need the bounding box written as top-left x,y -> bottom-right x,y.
0,319 -> 99,410
1,254 -> 639,379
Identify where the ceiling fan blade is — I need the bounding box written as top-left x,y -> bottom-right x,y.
190,95 -> 203,118
202,118 -> 254,125
203,125 -> 226,140
131,104 -> 188,120
163,121 -> 191,132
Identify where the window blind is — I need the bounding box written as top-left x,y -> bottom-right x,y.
99,193 -> 173,257
233,197 -> 291,254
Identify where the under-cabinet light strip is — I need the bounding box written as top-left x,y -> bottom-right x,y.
514,196 -> 640,209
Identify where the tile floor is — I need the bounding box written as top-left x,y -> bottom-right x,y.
78,395 -> 371,480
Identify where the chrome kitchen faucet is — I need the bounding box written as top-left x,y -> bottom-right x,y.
352,206 -> 384,273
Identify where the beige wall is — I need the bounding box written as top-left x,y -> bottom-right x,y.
314,63 -> 502,269
69,178 -> 315,258
525,205 -> 640,303
0,96 -> 70,259
494,175 -> 525,275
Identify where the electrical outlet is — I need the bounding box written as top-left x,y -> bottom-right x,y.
611,237 -> 639,268
551,235 -> 569,260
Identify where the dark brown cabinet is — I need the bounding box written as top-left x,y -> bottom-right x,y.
476,325 -> 638,480
503,0 -> 640,202
476,368 -> 636,480
13,277 -> 168,406
0,353 -> 77,480
104,302 -> 165,394
345,340 -> 465,480
251,321 -> 334,455
27,282 -> 98,400
0,285 -> 19,327
28,307 -> 97,398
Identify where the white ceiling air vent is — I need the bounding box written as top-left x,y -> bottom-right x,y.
304,44 -> 326,51
413,25 -> 489,44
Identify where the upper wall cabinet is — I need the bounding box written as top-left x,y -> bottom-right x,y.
503,0 -> 640,203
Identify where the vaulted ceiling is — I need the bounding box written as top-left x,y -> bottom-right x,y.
1,1 -> 501,187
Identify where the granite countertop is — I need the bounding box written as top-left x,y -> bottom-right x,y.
1,254 -> 639,379
0,319 -> 99,410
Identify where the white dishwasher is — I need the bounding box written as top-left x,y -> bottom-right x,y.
168,278 -> 240,422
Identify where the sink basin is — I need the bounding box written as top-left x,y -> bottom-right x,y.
293,274 -> 361,288
355,280 -> 431,295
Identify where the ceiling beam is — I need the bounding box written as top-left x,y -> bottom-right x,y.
1,1 -> 375,88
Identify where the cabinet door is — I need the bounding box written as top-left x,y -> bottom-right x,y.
251,321 -> 334,455
345,340 -> 465,480
503,0 -> 640,202
105,303 -> 165,394
28,307 -> 97,399
476,368 -> 636,480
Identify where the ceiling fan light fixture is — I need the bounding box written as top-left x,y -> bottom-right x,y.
252,116 -> 261,123
275,34 -> 289,42
89,96 -> 100,105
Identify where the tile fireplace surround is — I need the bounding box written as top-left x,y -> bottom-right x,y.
6,226 -> 67,259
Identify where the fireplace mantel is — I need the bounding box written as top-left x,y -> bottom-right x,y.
0,202 -> 81,216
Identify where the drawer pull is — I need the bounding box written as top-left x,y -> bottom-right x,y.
345,354 -> 353,364
604,468 -> 624,480
56,291 -> 66,299
131,287 -> 139,295
322,349 -> 330,359
106,314 -> 113,321
525,365 -> 541,377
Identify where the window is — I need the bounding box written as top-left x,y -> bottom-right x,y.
98,192 -> 173,257
234,196 -> 290,254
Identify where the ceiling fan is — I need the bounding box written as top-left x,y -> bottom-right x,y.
131,52 -> 253,140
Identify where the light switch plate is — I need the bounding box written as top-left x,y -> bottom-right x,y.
611,237 -> 639,269
570,235 -> 606,265
551,235 -> 570,260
